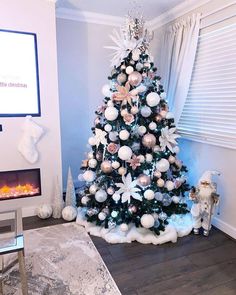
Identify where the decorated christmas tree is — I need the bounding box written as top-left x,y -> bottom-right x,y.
78,13 -> 192,244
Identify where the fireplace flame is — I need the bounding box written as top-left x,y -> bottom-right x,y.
0,184 -> 40,199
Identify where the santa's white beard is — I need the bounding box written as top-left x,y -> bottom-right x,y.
198,186 -> 213,198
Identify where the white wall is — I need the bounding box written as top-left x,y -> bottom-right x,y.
56,19 -> 117,188
0,0 -> 62,216
154,0 -> 236,238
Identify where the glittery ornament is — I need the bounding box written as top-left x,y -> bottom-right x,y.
81,196 -> 89,205
95,189 -> 107,202
111,210 -> 119,218
101,161 -> 112,173
88,158 -> 97,168
159,212 -> 168,221
154,170 -> 162,178
104,124 -> 112,132
141,214 -> 155,228
138,174 -> 151,187
128,71 -> 142,86
141,106 -> 152,117
142,133 -> 156,148
166,180 -> 175,191
89,184 -> 98,194
126,66 -> 134,74
136,62 -> 143,71
98,212 -> 106,221
145,153 -> 153,163
118,146 -> 132,160
117,73 -> 127,84
156,178 -> 165,187
149,122 -> 157,130
146,92 -> 160,107
162,194 -> 172,206
138,125 -> 147,135
156,159 -> 170,172
154,192 -> 163,201
105,106 -> 118,121
144,189 -> 155,200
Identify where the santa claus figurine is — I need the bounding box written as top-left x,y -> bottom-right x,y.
189,171 -> 220,236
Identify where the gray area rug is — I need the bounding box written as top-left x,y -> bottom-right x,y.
2,223 -> 121,295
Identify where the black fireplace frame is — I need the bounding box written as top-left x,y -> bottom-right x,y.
0,168 -> 41,201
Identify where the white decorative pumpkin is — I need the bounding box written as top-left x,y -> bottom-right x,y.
37,204 -> 53,219
62,206 -> 77,221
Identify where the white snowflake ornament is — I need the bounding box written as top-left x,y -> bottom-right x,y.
116,173 -> 142,203
159,127 -> 180,152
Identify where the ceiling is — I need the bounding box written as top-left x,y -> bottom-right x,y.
56,0 -> 186,21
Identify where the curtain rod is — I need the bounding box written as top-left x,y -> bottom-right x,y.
200,1 -> 236,20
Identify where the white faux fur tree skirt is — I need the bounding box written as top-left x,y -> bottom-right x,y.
76,207 -> 194,245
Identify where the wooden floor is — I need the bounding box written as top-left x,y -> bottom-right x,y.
23,217 -> 236,295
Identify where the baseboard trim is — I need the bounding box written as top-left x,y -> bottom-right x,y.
212,216 -> 236,239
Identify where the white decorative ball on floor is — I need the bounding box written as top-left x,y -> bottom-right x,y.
112,193 -> 121,202
88,136 -> 96,146
166,180 -> 175,191
104,124 -> 112,132
149,122 -> 157,130
141,106 -> 152,117
105,107 -> 118,121
141,214 -> 155,228
118,146 -> 132,160
120,223 -> 129,232
126,66 -> 134,74
95,189 -> 107,202
156,159 -> 170,172
146,92 -> 161,107
98,212 -> 106,221
138,125 -> 147,136
89,184 -> 98,194
62,206 -> 77,221
88,158 -> 97,168
83,170 -> 95,182
144,189 -> 155,200
37,204 -> 52,219
112,161 -> 120,169
102,84 -> 111,97
119,130 -> 130,140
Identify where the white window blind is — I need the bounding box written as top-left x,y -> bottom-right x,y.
178,22 -> 236,149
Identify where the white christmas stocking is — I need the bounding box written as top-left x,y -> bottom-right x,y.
18,116 -> 45,164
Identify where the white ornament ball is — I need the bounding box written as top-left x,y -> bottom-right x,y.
157,178 -> 165,187
156,159 -> 170,172
131,106 -> 139,115
88,136 -> 96,146
95,189 -> 107,203
166,180 -> 175,191
120,109 -> 128,116
111,211 -> 118,218
104,124 -> 112,132
37,204 -> 52,219
89,184 -> 98,194
120,223 -> 129,232
144,189 -> 155,200
109,131 -> 118,141
105,107 -> 118,121
81,196 -> 89,205
112,193 -> 121,202
118,146 -> 132,161
149,122 -> 157,130
145,153 -> 153,163
112,161 -> 120,169
166,112 -> 174,119
107,100 -> 114,107
141,214 -> 155,228
102,84 -> 111,97
172,196 -> 180,204
173,146 -> 180,154
87,152 -> 94,159
137,155 -> 145,163
136,62 -> 143,71
126,66 -> 134,74
62,206 -> 77,221
88,158 -> 97,168
118,167 -> 126,175
138,125 -> 147,136
98,212 -> 106,221
141,106 -> 152,117
146,92 -> 161,107
83,170 -> 95,182
119,130 -> 130,140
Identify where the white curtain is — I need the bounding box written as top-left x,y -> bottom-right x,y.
160,13 -> 201,125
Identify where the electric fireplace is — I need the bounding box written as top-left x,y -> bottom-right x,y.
0,168 -> 41,201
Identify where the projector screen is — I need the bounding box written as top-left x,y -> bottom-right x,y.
0,29 -> 40,116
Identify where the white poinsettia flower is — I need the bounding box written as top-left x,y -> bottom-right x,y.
94,128 -> 107,148
105,29 -> 143,67
116,173 -> 142,203
159,126 -> 180,153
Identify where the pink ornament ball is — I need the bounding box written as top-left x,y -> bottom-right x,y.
128,71 -> 143,86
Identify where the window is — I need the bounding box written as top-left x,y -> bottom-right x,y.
178,23 -> 236,149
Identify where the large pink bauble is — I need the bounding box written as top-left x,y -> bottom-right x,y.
138,174 -> 151,187
101,161 -> 112,173
128,71 -> 142,87
142,133 -> 156,148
